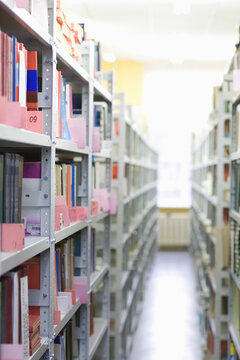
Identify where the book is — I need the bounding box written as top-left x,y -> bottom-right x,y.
3,153 -> 12,223
0,154 -> 3,222
20,275 -> 30,359
22,162 -> 41,235
26,51 -> 38,111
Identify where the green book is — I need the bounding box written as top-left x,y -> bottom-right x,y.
0,154 -> 3,222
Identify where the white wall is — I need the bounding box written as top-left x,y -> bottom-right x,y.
143,62 -> 226,207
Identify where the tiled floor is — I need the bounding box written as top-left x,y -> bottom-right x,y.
129,250 -> 202,360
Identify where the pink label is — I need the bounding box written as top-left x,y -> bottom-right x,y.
0,344 -> 24,360
26,111 -> 43,134
74,276 -> 88,304
109,191 -> 117,215
76,207 -> 88,221
65,289 -> 76,305
92,127 -> 101,152
91,199 -> 99,216
1,224 -> 25,251
54,310 -> 61,325
68,117 -> 86,149
68,207 -> 78,223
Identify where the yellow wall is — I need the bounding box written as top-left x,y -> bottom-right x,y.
102,60 -> 144,107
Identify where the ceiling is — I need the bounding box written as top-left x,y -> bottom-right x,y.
67,0 -> 240,65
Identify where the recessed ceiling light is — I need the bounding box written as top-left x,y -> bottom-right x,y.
102,52 -> 116,63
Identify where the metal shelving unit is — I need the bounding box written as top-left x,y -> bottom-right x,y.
110,93 -> 158,360
191,74 -> 233,360
0,1 -> 113,359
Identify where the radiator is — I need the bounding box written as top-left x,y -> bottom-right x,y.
158,209 -> 190,248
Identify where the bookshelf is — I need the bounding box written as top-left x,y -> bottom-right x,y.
191,75 -> 233,360
110,93 -> 158,360
229,41 -> 240,358
0,2 -> 113,360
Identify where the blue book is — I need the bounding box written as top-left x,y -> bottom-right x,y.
71,164 -> 75,207
72,93 -> 81,115
74,234 -> 80,276
94,105 -> 98,126
60,78 -> 72,140
12,37 -> 16,101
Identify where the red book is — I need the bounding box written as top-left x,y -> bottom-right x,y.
24,257 -> 40,289
29,314 -> 41,333
112,164 -> 118,179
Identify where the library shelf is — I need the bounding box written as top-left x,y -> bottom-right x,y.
231,210 -> 240,224
0,236 -> 49,276
54,299 -> 82,339
123,181 -> 158,205
91,211 -> 109,224
207,271 -> 217,293
208,317 -> 216,337
191,73 -> 233,360
55,220 -> 89,244
29,337 -> 48,360
229,323 -> 240,357
56,46 -> 90,84
90,264 -> 109,292
126,334 -> 133,355
230,151 -> 240,161
0,1 -> 115,359
110,93 -> 158,360
230,270 -> 240,291
191,159 -> 218,170
55,139 -> 90,156
89,318 -> 108,359
93,151 -> 112,159
0,124 -> 51,147
191,182 -> 217,206
93,80 -> 113,103
121,271 -> 130,289
0,2 -> 51,47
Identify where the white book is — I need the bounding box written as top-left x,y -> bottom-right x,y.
19,49 -> 26,107
20,276 -> 30,359
8,272 -> 19,344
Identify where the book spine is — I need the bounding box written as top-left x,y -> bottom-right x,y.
0,155 -> 3,223
20,276 -> 30,359
27,51 -> 38,110
3,153 -> 12,223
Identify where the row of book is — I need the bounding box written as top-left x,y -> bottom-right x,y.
0,29 -> 107,153
0,228 -> 100,355
0,30 -> 45,134
56,0 -> 101,75
0,257 -> 41,356
231,221 -> 240,277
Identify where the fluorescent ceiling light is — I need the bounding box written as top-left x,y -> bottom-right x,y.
173,0 -> 191,15
102,52 -> 116,63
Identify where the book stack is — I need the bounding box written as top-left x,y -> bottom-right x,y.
0,265 -> 30,356
56,72 -> 87,149
29,314 -> 41,355
15,0 -> 49,32
0,30 -> 43,133
55,238 -> 77,319
54,320 -> 75,360
56,0 -> 84,65
0,153 -> 26,251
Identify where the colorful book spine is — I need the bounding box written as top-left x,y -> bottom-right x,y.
27,51 -> 38,110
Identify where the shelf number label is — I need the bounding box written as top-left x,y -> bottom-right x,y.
26,110 -> 43,134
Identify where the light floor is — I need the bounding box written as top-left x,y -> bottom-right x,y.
129,250 -> 202,360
